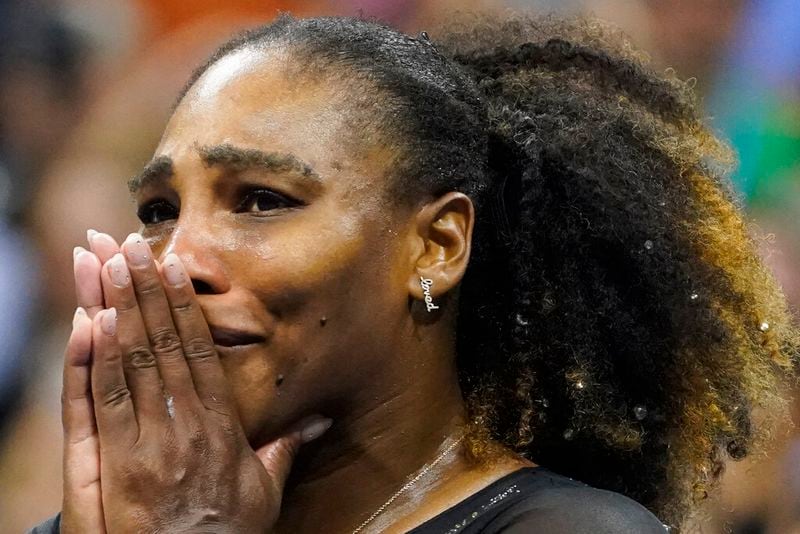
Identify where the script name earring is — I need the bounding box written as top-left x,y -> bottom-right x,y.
419,276 -> 439,312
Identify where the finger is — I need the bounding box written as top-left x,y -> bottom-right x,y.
74,248 -> 104,318
161,254 -> 232,417
87,229 -> 120,264
62,307 -> 105,533
87,230 -> 121,311
102,253 -> 169,426
90,308 -> 138,445
120,233 -> 200,410
255,416 -> 333,493
63,307 -> 96,445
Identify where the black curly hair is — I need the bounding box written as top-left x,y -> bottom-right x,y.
176,13 -> 800,530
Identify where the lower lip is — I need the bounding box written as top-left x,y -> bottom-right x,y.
214,342 -> 261,353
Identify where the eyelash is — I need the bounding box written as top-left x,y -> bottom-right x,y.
136,188 -> 300,226
236,188 -> 300,214
137,200 -> 178,226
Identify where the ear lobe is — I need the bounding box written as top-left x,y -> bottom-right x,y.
407,191 -> 474,305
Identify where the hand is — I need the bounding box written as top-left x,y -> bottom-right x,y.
88,233 -> 330,533
61,231 -> 121,533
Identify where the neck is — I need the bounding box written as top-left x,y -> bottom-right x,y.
273,351 -> 468,534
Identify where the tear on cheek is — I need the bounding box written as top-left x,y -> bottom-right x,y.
144,232 -> 169,253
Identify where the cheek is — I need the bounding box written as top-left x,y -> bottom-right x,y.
221,215 -> 397,439
233,217 -> 372,311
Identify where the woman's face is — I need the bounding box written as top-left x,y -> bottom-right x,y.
135,47 -> 414,446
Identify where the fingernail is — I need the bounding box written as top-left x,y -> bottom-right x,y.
100,308 -> 117,336
164,253 -> 187,287
89,232 -> 118,252
123,233 -> 150,266
86,229 -> 98,244
300,417 -> 333,443
108,253 -> 130,287
72,307 -> 86,328
73,246 -> 86,259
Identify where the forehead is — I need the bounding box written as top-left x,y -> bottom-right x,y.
158,46 -> 394,200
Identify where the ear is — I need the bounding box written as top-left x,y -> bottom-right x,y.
406,191 -> 475,310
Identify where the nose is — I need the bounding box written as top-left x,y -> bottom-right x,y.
159,225 -> 230,295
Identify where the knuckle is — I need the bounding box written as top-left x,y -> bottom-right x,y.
98,342 -> 124,363
113,295 -> 138,313
125,346 -> 158,369
63,387 -> 90,404
204,395 -> 233,419
171,300 -> 195,315
150,328 -> 183,355
204,433 -> 229,456
185,428 -> 210,454
102,384 -> 131,407
184,338 -> 217,362
211,417 -> 237,439
135,274 -> 163,297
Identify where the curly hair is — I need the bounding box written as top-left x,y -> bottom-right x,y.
178,13 -> 800,530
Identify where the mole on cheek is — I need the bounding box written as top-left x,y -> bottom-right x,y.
320,316 -> 328,326
275,374 -> 284,386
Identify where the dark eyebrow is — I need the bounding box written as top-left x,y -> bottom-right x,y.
198,143 -> 322,187
128,156 -> 174,194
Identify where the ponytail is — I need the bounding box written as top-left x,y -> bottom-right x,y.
439,14 -> 799,529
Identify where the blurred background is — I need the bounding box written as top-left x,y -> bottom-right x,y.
0,0 -> 797,532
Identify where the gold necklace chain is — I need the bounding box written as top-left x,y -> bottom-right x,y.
351,434 -> 465,534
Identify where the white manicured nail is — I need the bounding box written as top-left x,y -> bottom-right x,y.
300,417 -> 333,443
164,253 -> 187,287
100,308 -> 117,336
72,307 -> 86,328
108,254 -> 130,287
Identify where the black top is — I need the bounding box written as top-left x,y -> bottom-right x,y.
409,467 -> 669,533
27,467 -> 668,533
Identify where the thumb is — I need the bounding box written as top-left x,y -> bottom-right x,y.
255,415 -> 333,490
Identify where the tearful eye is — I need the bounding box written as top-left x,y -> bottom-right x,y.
237,189 -> 297,214
137,200 -> 178,225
